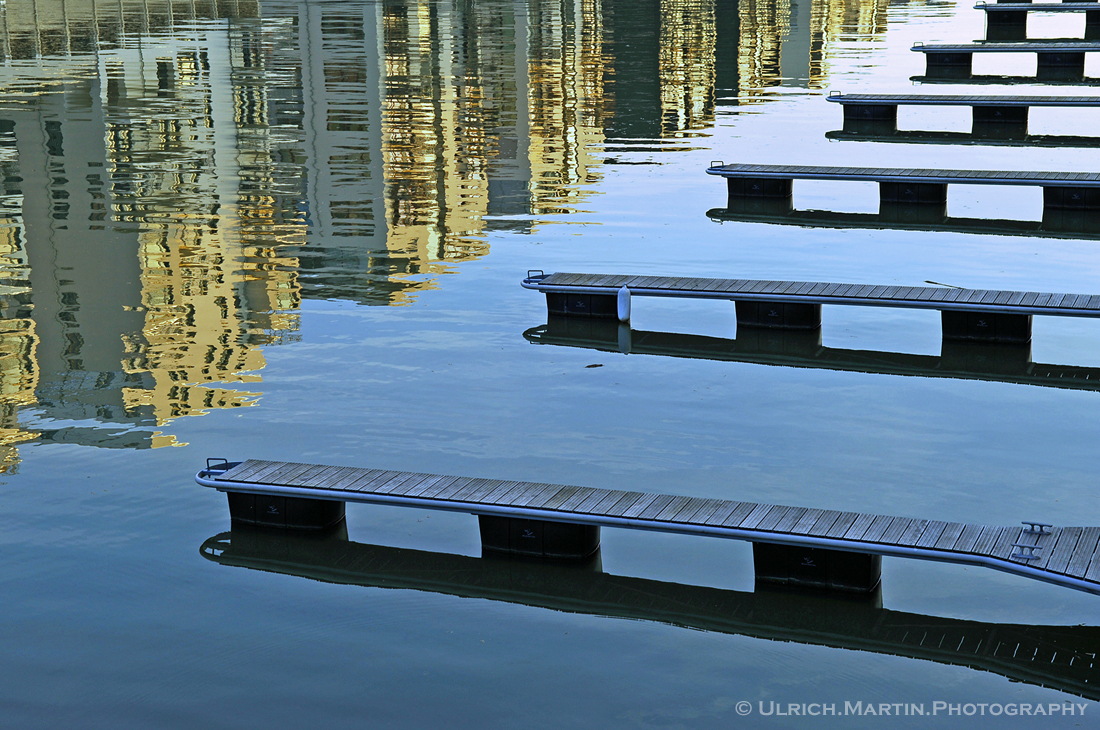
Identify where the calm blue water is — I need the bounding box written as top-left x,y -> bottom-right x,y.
1,0 -> 1099,727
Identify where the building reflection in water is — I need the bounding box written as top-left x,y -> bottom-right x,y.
201,524 -> 1100,702
0,0 -> 897,466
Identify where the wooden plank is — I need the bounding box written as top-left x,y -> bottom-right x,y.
790,508 -> 827,535
602,491 -> 648,517
417,475 -> 467,500
558,486 -> 601,511
915,521 -> 949,549
428,477 -> 475,502
1034,528 -> 1067,571
653,495 -> 695,522
491,482 -> 541,506
716,502 -> 761,529
220,459 -> 269,482
670,497 -> 713,524
877,517 -> 912,545
897,519 -> 933,547
842,512 -> 877,540
1064,527 -> 1100,577
1045,527 -> 1083,575
636,494 -> 678,520
301,464 -> 367,488
824,512 -> 861,539
348,469 -> 404,493
708,500 -> 756,527
738,503 -> 779,530
857,514 -> 895,543
1083,542 -> 1100,583
756,506 -> 793,531
510,482 -> 564,508
969,526 -> 1003,556
807,510 -> 844,537
689,498 -> 731,525
454,478 -> 504,502
397,473 -> 452,498
584,489 -> 631,516
612,492 -> 659,518
569,488 -> 617,513
375,472 -> 432,496
935,522 -> 970,551
386,473 -> 440,497
946,521 -> 981,549
990,526 -> 1025,561
314,467 -> 364,491
330,467 -> 381,491
540,485 -> 583,510
235,459 -> 297,484
257,461 -> 313,486
772,507 -> 809,533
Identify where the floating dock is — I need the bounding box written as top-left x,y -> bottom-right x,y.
912,40 -> 1100,80
197,459 -> 1100,596
522,271 -> 1100,344
706,162 -> 1100,229
827,92 -> 1100,139
977,2 -> 1100,40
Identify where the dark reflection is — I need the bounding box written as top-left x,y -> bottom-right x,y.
201,525 -> 1100,701
524,317 -> 1100,392
707,206 -> 1100,239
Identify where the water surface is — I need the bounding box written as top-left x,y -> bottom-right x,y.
2,1 -> 1100,727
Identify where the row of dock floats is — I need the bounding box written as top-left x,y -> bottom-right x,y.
513,5 -> 1100,595
198,5 -> 1100,611
710,1 -> 1100,235
918,2 -> 1100,81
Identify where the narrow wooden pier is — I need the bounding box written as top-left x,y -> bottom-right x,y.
523,271 -> 1100,344
197,459 -> 1100,596
913,41 -> 1100,80
827,92 -> 1100,139
977,2 -> 1100,41
707,162 -> 1100,227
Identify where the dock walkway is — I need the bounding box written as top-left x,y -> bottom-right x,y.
196,459 -> 1100,596
523,271 -> 1100,343
978,2 -> 1100,40
912,41 -> 1100,79
826,92 -> 1100,138
706,162 -> 1100,226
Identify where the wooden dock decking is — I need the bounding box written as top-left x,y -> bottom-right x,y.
979,2 -> 1100,12
523,272 -> 1100,318
912,40 -> 1100,79
914,41 -> 1100,53
706,162 -> 1100,187
196,459 -> 1100,596
826,92 -> 1100,107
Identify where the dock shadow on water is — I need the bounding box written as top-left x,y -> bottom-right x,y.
524,316 -> 1100,392
202,523 -> 1100,704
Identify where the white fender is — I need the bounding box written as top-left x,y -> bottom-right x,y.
616,286 -> 631,322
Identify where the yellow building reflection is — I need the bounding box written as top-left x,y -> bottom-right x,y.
0,0 -> 902,466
